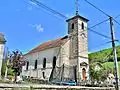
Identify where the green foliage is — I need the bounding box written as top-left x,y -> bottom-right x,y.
1,60 -> 14,77
90,66 -> 107,82
89,46 -> 120,81
89,45 -> 120,63
1,60 -> 6,76
89,48 -> 113,63
102,62 -> 120,77
7,68 -> 14,76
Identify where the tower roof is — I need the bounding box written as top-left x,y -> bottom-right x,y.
0,33 -> 6,44
66,15 -> 89,22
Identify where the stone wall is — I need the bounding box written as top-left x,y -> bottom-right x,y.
0,84 -> 115,90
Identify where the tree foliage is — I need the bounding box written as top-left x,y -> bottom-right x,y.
89,45 -> 120,81
9,50 -> 25,82
88,45 -> 120,63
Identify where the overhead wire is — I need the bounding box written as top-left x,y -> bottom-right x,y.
22,0 -> 68,20
81,0 -> 120,45
89,14 -> 120,30
114,14 -> 120,19
89,18 -> 109,29
80,41 -> 112,54
22,0 -> 120,46
83,0 -> 110,17
113,19 -> 120,26
88,28 -> 111,39
22,0 -> 113,40
29,0 -> 68,19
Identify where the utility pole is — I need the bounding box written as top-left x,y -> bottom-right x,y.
109,16 -> 119,90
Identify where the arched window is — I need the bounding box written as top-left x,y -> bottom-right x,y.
34,60 -> 37,69
26,61 -> 29,70
43,58 -> 46,68
81,22 -> 84,30
53,56 -> 56,68
42,72 -> 45,79
71,23 -> 74,29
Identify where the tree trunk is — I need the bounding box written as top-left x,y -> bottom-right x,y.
14,72 -> 17,83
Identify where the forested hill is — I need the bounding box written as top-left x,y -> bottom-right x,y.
88,45 -> 120,63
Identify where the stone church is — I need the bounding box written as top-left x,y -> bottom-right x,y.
22,14 -> 89,82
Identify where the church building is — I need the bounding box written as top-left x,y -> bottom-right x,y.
22,14 -> 89,82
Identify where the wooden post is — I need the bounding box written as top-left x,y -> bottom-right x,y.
109,16 -> 119,90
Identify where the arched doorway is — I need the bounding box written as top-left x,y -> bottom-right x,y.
82,68 -> 86,80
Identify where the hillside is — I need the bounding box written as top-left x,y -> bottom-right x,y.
88,45 -> 120,63
88,46 -> 120,78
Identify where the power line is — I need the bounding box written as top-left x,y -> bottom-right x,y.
88,28 -> 111,39
29,0 -> 68,19
83,0 -> 109,17
114,14 -> 120,19
89,18 -> 109,29
87,41 -> 112,53
23,0 -> 117,42
89,14 -> 120,29
113,19 -> 120,26
22,0 -> 68,20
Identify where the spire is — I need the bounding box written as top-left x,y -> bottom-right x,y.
76,0 -> 79,15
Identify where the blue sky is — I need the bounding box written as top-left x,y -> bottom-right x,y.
0,0 -> 120,53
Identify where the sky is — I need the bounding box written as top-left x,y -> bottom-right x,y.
0,0 -> 120,53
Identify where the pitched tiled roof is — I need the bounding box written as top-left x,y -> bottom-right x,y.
26,36 -> 68,55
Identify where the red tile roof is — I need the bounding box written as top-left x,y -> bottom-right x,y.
26,36 -> 68,55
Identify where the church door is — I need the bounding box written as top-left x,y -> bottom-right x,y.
82,68 -> 86,80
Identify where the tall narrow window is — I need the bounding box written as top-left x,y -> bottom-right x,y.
43,58 -> 46,68
26,61 -> 29,70
81,22 -> 84,30
71,23 -> 74,29
42,72 -> 45,79
53,56 -> 56,68
34,60 -> 37,69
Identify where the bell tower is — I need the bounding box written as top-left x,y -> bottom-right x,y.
66,13 -> 89,81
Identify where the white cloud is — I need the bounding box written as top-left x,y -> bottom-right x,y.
29,24 -> 44,32
36,24 -> 44,32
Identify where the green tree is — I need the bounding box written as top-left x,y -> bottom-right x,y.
1,60 -> 6,76
10,50 -> 25,82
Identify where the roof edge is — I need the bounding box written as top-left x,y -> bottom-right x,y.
66,15 -> 89,22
